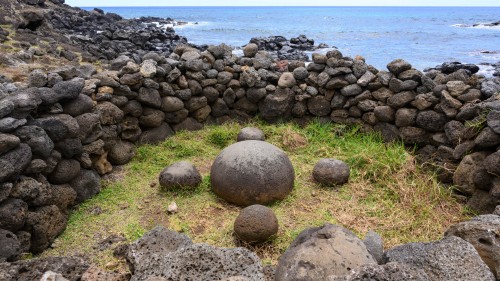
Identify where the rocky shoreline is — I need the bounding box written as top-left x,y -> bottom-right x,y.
0,0 -> 500,280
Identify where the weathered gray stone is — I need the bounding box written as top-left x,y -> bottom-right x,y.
70,169 -> 100,204
0,198 -> 28,232
384,236 -> 495,281
211,140 -> 294,206
453,152 -> 491,195
330,262 -> 430,281
341,84 -> 363,97
312,158 -> 350,186
363,230 -> 384,265
0,256 -> 89,281
127,226 -> 264,281
25,205 -> 67,253
416,110 -> 448,132
475,127 -> 500,149
0,229 -> 21,262
139,123 -> 174,145
237,127 -> 265,142
107,140 -> 135,165
62,94 -> 93,117
48,159 -> 80,185
159,161 -> 202,190
275,224 -> 376,281
387,91 -> 415,108
30,114 -> 79,142
0,117 -> 26,133
14,126 -> 54,158
234,204 -> 278,243
243,43 -> 258,58
0,133 -> 20,155
445,215 -> 500,279
387,59 -> 412,75
0,143 -> 31,182
395,108 -> 417,127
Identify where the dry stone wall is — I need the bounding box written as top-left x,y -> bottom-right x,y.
1,43 -> 500,259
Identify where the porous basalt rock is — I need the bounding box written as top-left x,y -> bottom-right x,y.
127,226 -> 265,281
384,236 -> 495,281
211,140 -> 294,206
445,215 -> 500,279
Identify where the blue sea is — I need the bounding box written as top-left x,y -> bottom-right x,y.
85,6 -> 500,73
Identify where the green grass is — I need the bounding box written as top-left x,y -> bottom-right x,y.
41,120 -> 468,269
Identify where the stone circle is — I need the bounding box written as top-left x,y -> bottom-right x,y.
210,140 -> 295,206
234,204 -> 279,243
312,158 -> 350,186
236,127 -> 265,142
158,161 -> 202,190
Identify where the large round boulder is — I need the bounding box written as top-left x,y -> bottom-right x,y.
313,158 -> 350,186
234,205 -> 278,243
159,161 -> 202,190
210,140 -> 294,206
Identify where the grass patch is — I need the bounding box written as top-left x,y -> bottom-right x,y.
41,120 -> 468,268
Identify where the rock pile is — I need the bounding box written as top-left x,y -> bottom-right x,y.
249,35 -> 329,61
0,0 -> 190,63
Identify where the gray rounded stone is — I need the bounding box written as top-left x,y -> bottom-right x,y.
234,204 -> 278,243
107,140 -> 135,165
237,127 -> 265,142
313,158 -> 350,186
48,159 -> 80,184
243,43 -> 258,58
210,140 -> 295,206
159,161 -> 202,190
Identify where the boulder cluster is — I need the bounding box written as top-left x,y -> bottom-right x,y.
248,35 -> 329,61
1,40 -> 500,261
0,0 -> 189,66
1,214 -> 499,281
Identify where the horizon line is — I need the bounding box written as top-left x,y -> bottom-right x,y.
78,5 -> 500,7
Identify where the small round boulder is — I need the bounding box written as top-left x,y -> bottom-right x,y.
234,204 -> 278,243
237,127 -> 265,142
312,158 -> 350,186
159,161 -> 202,190
210,140 -> 294,206
243,43 -> 258,58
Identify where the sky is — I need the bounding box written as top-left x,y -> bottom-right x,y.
66,0 -> 500,7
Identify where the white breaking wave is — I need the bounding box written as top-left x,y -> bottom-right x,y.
451,23 -> 500,30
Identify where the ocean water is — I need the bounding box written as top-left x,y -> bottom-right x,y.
86,6 -> 500,72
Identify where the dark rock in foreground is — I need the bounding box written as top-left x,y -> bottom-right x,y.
275,224 -> 376,280
127,226 -> 265,281
384,236 -> 495,281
